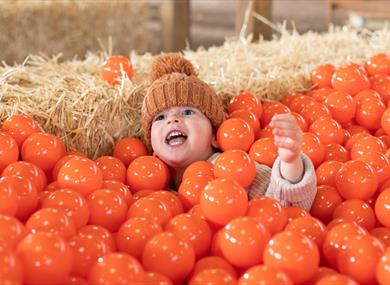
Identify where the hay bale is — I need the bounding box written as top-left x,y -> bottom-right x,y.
0,0 -> 150,63
1,27 -> 390,158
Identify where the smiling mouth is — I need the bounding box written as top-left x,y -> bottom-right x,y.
165,130 -> 188,146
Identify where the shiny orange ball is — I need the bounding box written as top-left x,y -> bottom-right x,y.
216,118 -> 254,152
126,156 -> 169,192
335,160 -> 378,200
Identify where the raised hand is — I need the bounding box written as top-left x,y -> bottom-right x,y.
269,113 -> 303,163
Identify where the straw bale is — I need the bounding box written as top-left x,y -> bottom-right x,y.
1,27 -> 390,158
0,0 -> 150,63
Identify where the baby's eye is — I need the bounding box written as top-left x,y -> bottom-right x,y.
153,114 -> 165,122
182,109 -> 195,116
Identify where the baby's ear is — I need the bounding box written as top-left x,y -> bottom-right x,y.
211,135 -> 218,149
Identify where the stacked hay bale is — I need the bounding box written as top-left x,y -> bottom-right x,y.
1,27 -> 390,158
0,0 -> 150,63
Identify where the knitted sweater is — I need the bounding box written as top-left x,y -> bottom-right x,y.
208,153 -> 317,211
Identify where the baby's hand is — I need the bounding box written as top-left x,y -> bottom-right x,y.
269,113 -> 302,163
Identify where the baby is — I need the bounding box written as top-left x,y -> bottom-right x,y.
141,53 -> 316,211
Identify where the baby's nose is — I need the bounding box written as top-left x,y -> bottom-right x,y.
167,117 -> 180,124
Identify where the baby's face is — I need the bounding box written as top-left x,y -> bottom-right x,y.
151,106 -> 215,169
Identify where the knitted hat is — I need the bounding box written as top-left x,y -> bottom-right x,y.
141,53 -> 224,149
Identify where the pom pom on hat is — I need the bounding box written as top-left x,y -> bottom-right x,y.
150,53 -> 196,82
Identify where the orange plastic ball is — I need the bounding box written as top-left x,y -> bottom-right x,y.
200,178 -> 248,226
95,156 -> 126,183
0,214 -> 25,250
256,124 -> 274,139
116,217 -> 162,260
289,95 -> 315,114
142,232 -> 195,283
366,53 -> 390,76
285,206 -> 310,223
42,189 -> 90,229
103,180 -> 132,206
52,154 -> 83,181
210,228 -> 225,257
246,196 -> 288,235
281,92 -> 301,107
182,160 -> 214,180
335,160 -> 378,200
355,98 -> 386,130
57,157 -> 103,197
126,156 -> 169,192
88,252 -> 143,285
21,132 -> 66,172
375,189 -> 390,227
300,101 -> 332,127
249,137 -> 278,167
381,107 -> 390,135
0,175 -> 38,221
229,109 -> 261,134
324,90 -> 356,123
324,144 -> 349,162
316,160 -> 343,187
357,151 -> 390,185
0,132 -> 18,174
101,55 -> 133,85
309,117 -> 344,145
0,246 -> 23,285
228,91 -> 263,119
149,190 -> 184,216
221,217 -> 270,268
192,256 -> 237,280
2,161 -> 47,192
86,189 -> 128,232
127,196 -> 172,227
351,135 -> 386,159
377,247 -> 390,285
217,118 -> 254,152
310,185 -> 343,224
113,137 -> 148,167
338,234 -> 384,284
331,64 -> 370,95
238,265 -> 293,285
261,102 -> 291,126
333,199 -> 376,230
300,267 -> 339,285
316,274 -> 358,285
69,232 -> 111,278
371,73 -> 390,104
1,114 -> 40,148
345,131 -> 370,151
301,132 -> 326,168
189,268 -> 236,285
370,227 -> 390,247
285,216 -> 327,248
179,175 -> 213,211
354,89 -> 382,105
25,207 -> 76,239
263,231 -> 320,284
291,111 -> 308,131
17,232 -> 72,285
214,149 -> 256,188
78,225 -> 116,252
141,272 -> 172,285
309,88 -> 334,103
311,64 -> 335,89
0,176 -> 18,216
166,213 -> 212,259
322,222 -> 367,269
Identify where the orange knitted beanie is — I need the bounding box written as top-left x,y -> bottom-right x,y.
141,53 -> 224,149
